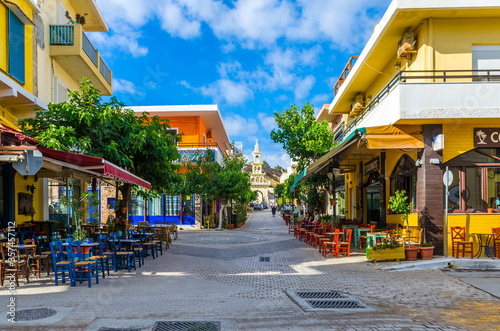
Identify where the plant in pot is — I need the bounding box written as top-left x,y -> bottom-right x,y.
417,207 -> 439,259
388,190 -> 418,261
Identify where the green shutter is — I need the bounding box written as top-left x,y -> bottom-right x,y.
8,10 -> 25,84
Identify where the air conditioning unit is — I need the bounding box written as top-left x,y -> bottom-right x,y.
206,130 -> 212,138
350,94 -> 364,117
398,32 -> 416,58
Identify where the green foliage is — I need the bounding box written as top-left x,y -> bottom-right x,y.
262,160 -> 270,168
388,190 -> 412,224
274,183 -> 285,200
19,78 -> 181,193
420,242 -> 433,247
270,102 -> 335,172
372,238 -> 402,250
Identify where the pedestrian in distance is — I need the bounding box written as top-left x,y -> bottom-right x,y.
272,205 -> 276,217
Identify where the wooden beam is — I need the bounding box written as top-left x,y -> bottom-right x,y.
0,146 -> 37,150
36,168 -> 93,182
42,161 -> 62,172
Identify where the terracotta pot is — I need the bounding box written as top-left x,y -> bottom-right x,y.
405,247 -> 419,261
419,246 -> 435,260
120,207 -> 127,214
488,208 -> 493,213
227,224 -> 234,229
235,223 -> 242,228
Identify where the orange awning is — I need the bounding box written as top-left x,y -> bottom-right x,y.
364,125 -> 424,149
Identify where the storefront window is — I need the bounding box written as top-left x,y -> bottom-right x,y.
465,168 -> 482,210
444,167 -> 461,210
147,197 -> 163,216
487,168 -> 500,208
165,195 -> 180,216
129,196 -> 144,216
48,178 -> 68,221
390,155 -> 417,206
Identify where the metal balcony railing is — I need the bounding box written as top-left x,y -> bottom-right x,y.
50,25 -> 74,45
99,57 -> 111,85
177,142 -> 224,165
336,69 -> 500,143
82,31 -> 98,66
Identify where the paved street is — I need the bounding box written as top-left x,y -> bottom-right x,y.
2,210 -> 500,330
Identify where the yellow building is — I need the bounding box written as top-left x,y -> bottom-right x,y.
311,0 -> 500,256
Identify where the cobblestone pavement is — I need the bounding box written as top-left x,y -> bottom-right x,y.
1,210 -> 500,330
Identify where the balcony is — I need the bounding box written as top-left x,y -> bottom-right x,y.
49,24 -> 112,95
336,69 -> 500,143
177,143 -> 224,166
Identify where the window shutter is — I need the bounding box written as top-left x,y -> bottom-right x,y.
8,10 -> 25,84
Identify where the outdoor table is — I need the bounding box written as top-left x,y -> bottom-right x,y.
366,232 -> 387,248
472,233 -> 495,258
353,228 -> 371,248
62,242 -> 99,256
325,232 -> 344,241
343,225 -> 358,242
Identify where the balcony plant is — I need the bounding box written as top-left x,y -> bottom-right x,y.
388,189 -> 418,260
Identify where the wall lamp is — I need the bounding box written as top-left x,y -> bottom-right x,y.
27,184 -> 36,194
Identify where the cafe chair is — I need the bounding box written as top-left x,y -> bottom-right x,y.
317,225 -> 334,254
451,226 -> 474,259
88,236 -> 112,278
68,241 -> 99,288
96,235 -> 116,272
109,234 -> 136,272
323,229 -> 340,258
1,242 -> 30,287
492,228 -> 500,258
139,230 -> 157,259
49,241 -> 74,286
23,239 -> 49,278
335,228 -> 353,258
359,224 -> 376,249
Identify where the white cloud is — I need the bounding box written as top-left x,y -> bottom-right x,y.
294,75 -> 315,100
157,1 -> 202,39
311,93 -> 331,108
223,114 -> 259,137
201,79 -> 253,104
258,113 -> 277,132
113,78 -> 143,95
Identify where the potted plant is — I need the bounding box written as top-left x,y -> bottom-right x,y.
388,190 -> 418,260
419,242 -> 434,259
417,207 -> 438,259
366,237 -> 405,262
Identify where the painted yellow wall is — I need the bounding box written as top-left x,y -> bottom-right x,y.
14,174 -> 43,225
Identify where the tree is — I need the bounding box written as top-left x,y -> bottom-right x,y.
262,160 -> 270,168
270,102 -> 335,172
19,79 -> 181,197
275,165 -> 286,172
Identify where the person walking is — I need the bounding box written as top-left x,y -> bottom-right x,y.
272,205 -> 276,217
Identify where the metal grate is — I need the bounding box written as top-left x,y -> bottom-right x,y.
153,321 -> 221,331
306,300 -> 366,309
99,328 -> 140,331
296,291 -> 347,299
259,256 -> 270,262
13,308 -> 57,321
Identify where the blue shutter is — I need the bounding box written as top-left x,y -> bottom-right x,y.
8,10 -> 25,84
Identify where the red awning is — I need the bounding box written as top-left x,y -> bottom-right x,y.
0,123 -> 39,145
38,147 -> 151,190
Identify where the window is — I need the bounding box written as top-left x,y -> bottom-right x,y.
472,45 -> 500,81
147,197 -> 162,216
57,0 -> 69,25
165,128 -> 178,146
129,195 -> 144,216
444,167 -> 461,210
54,78 -> 70,103
486,168 -> 500,208
390,155 -> 417,208
8,9 -> 25,84
165,194 -> 180,216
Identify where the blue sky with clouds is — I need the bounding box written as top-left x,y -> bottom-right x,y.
90,0 -> 391,168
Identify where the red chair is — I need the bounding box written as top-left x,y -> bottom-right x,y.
358,225 -> 376,248
492,228 -> 500,258
451,226 -> 474,259
318,225 -> 334,254
336,228 -> 353,258
323,229 -> 340,258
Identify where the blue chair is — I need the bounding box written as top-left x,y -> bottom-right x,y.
109,234 -> 136,272
126,229 -> 135,239
139,229 -> 157,259
19,231 -> 35,243
51,232 -> 62,242
49,241 -> 74,286
67,241 -> 99,288
35,235 -> 52,274
89,235 -> 113,276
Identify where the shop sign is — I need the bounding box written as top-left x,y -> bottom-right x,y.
433,134 -> 444,151
474,128 -> 500,147
364,157 -> 379,176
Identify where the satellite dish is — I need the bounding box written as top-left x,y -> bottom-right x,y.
12,150 -> 43,176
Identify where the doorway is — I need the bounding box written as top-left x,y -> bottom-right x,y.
366,187 -> 380,224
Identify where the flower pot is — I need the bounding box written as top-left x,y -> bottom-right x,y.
330,199 -> 336,206
227,224 -> 234,229
120,207 -> 127,214
488,208 -> 493,213
419,246 -> 435,260
235,223 -> 243,228
405,247 -> 419,261
366,246 -> 405,263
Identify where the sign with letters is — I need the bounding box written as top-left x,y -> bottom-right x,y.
364,157 -> 379,176
474,128 -> 500,147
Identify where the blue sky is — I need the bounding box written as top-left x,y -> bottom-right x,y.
90,0 -> 391,168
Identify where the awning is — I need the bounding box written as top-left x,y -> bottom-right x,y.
363,125 -> 424,149
0,123 -> 39,145
289,130 -> 362,191
38,147 -> 152,190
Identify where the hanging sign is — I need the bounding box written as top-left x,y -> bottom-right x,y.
474,128 -> 500,147
433,134 -> 444,151
363,157 -> 379,176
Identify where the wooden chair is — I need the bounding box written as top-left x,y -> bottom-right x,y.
1,242 -> 30,287
311,224 -> 328,248
35,235 -> 52,273
49,241 -> 73,286
88,235 -> 112,278
68,241 -> 99,288
109,234 -> 136,272
451,226 -> 474,259
359,225 -> 376,249
492,228 -> 500,258
322,229 -> 340,258
318,225 -> 334,254
139,230 -> 157,260
23,239 -> 49,278
335,228 -> 353,258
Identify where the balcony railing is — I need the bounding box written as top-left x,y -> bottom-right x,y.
82,31 -> 98,66
334,56 -> 359,96
99,57 -> 111,85
177,142 -> 224,166
50,25 -> 74,45
336,69 -> 500,143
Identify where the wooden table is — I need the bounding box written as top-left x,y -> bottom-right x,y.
343,225 -> 358,242
366,232 -> 387,248
353,228 -> 371,248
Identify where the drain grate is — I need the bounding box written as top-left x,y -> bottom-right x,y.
12,308 -> 57,321
259,256 -> 271,262
153,321 -> 221,331
296,291 -> 347,299
286,290 -> 372,312
99,328 -> 140,331
306,300 -> 365,309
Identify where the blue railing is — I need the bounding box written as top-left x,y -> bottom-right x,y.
82,31 -> 98,66
49,25 -> 74,45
